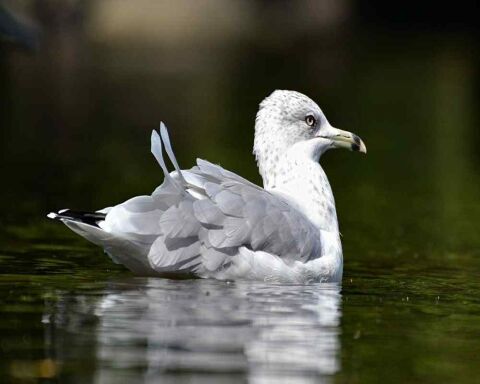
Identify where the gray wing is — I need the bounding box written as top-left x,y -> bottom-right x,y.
101,124 -> 321,276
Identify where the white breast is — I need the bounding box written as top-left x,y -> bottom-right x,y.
254,138 -> 343,280
265,143 -> 339,233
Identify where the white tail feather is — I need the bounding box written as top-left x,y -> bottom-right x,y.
159,122 -> 187,185
151,130 -> 169,176
151,126 -> 185,193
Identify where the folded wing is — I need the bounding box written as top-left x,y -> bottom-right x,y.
84,124 -> 322,276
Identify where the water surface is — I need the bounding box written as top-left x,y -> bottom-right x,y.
1,221 -> 479,383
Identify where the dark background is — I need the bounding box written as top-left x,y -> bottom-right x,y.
1,0 -> 479,258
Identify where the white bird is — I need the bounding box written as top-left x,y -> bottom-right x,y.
48,90 -> 366,283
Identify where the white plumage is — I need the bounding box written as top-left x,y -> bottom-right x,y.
48,90 -> 366,283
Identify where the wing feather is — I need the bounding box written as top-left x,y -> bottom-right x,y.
97,125 -> 321,276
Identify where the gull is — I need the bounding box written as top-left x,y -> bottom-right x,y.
48,90 -> 366,283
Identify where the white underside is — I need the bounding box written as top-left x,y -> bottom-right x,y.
199,230 -> 343,283
204,246 -> 341,283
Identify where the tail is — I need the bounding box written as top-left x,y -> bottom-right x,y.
47,208 -> 155,275
46,122 -> 188,276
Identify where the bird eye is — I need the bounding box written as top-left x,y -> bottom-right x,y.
305,114 -> 316,127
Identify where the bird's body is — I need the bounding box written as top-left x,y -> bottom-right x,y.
49,90 -> 366,283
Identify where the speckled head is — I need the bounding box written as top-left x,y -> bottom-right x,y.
253,90 -> 366,184
254,90 -> 324,151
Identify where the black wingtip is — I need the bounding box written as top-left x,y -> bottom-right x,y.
47,209 -> 106,227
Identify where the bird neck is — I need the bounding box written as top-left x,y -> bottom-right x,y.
258,142 -> 339,234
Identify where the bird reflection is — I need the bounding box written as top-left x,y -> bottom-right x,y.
46,279 -> 341,383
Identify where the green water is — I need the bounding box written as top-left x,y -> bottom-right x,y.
1,216 -> 480,383
2,2 -> 480,381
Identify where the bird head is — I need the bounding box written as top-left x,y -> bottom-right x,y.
254,90 -> 366,163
